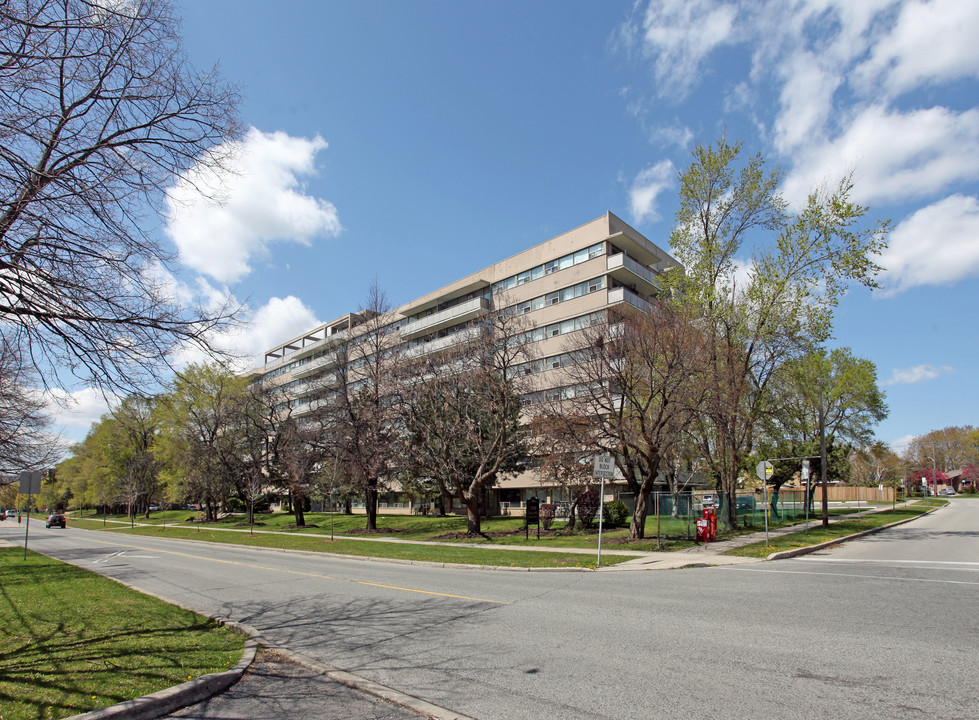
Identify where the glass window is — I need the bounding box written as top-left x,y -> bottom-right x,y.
531,266 -> 543,281
544,260 -> 558,275
559,255 -> 574,270
561,287 -> 574,302
516,270 -> 531,285
573,248 -> 588,265
588,243 -> 604,259
546,291 -> 560,305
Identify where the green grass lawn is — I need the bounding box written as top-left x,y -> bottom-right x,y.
67,518 -> 634,568
0,548 -> 244,720
723,504 -> 938,558
65,504 -> 870,561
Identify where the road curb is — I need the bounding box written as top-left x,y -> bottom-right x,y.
264,647 -> 479,720
66,631 -> 257,720
765,506 -> 939,561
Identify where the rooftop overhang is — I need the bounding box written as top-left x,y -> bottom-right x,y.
605,231 -> 678,271
398,278 -> 491,318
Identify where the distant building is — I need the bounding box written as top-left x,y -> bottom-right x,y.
248,212 -> 680,515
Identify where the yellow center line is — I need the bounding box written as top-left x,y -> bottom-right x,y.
80,535 -> 510,605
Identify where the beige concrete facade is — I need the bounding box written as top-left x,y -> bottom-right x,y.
250,212 -> 679,515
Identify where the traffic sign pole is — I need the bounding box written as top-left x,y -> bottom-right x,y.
593,455 -> 615,568
756,461 -> 773,546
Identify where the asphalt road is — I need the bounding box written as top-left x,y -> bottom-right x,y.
5,501 -> 978,720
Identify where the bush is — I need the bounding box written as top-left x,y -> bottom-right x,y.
225,497 -> 245,513
540,503 -> 556,530
603,499 -> 629,528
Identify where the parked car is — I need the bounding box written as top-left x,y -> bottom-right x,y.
45,513 -> 66,529
736,496 -> 756,512
701,494 -> 716,508
939,488 -> 956,496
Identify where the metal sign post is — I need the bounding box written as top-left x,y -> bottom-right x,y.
756,461 -> 773,546
19,471 -> 42,561
593,454 -> 615,568
802,459 -> 810,533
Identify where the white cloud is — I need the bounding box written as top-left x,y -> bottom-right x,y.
631,0 -> 738,100
187,295 -> 322,373
45,387 -> 119,438
166,128 -> 341,284
854,0 -> 979,98
781,106 -> 979,208
629,160 -> 675,224
888,434 -> 915,455
883,364 -> 957,386
624,1 -> 979,212
878,194 -> 979,294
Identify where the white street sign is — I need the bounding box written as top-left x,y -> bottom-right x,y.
593,454 -> 615,479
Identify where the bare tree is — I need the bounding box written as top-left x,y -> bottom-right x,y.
399,310 -> 528,536
0,0 -> 242,392
327,283 -> 402,531
0,339 -> 59,474
275,414 -> 331,527
532,306 -> 705,540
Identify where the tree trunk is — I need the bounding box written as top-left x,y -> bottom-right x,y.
364,480 -> 378,530
630,490 -> 650,539
463,493 -> 482,535
293,503 -> 306,527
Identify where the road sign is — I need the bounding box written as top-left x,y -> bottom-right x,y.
593,454 -> 615,479
19,471 -> 42,495
756,461 -> 773,482
801,459 -> 810,480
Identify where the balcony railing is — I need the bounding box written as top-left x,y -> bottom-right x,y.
404,326 -> 483,358
607,286 -> 654,314
401,296 -> 490,340
607,252 -> 662,294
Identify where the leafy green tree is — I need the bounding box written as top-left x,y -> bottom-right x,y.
663,139 -> 889,529
104,395 -> 161,522
154,363 -> 250,521
757,347 -> 887,509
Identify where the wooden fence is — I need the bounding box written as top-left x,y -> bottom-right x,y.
812,485 -> 896,503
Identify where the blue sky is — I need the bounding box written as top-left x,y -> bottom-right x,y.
54,0 -> 979,454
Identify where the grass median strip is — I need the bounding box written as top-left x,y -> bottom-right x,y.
723,506 -> 936,559
68,519 -> 632,568
0,548 -> 244,720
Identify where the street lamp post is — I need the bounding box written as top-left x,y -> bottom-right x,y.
926,455 -> 937,496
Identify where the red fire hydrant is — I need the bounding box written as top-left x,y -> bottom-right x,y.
696,507 -> 717,542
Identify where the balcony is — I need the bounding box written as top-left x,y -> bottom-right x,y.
263,327 -> 350,371
291,351 -> 342,380
404,326 -> 483,358
401,296 -> 490,340
606,253 -> 662,295
607,286 -> 654,315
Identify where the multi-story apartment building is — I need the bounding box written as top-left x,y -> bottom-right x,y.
249,212 -> 680,515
